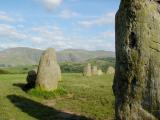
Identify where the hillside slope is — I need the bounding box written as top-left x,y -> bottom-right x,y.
0,47 -> 115,66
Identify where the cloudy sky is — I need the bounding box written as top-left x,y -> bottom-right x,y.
0,0 -> 120,51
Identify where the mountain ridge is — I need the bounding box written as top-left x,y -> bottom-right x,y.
0,47 -> 115,66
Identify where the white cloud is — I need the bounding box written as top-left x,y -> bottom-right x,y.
59,9 -> 79,19
30,26 -> 71,50
31,36 -> 44,44
78,12 -> 115,28
0,23 -> 115,51
29,26 -> 114,51
40,0 -> 63,10
0,43 -> 22,49
101,31 -> 115,39
0,11 -> 14,22
0,11 -> 24,23
31,26 -> 63,41
0,24 -> 27,40
66,35 -> 114,51
0,24 -> 67,50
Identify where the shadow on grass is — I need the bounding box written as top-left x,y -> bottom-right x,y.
7,95 -> 93,120
13,83 -> 32,92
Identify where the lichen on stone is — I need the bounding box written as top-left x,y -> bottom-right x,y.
113,0 -> 160,119
36,48 -> 61,91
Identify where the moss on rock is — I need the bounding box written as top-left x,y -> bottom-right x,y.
83,63 -> 92,77
113,0 -> 160,119
36,48 -> 61,91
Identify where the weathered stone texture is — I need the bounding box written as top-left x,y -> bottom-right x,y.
113,0 -> 160,119
106,66 -> 115,75
36,48 -> 61,91
92,66 -> 98,75
83,63 -> 92,77
97,69 -> 103,76
57,65 -> 62,81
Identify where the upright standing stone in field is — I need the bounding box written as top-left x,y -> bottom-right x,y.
106,66 -> 115,75
83,63 -> 92,77
92,66 -> 98,75
57,65 -> 62,81
113,0 -> 160,119
36,48 -> 61,91
97,69 -> 103,76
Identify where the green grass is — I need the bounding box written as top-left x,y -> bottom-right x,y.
28,87 -> 68,99
2,65 -> 37,74
0,73 -> 115,120
0,69 -> 9,74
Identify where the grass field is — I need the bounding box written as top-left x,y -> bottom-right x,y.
0,73 -> 115,120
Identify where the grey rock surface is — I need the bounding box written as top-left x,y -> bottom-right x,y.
113,0 -> 160,119
36,48 -> 61,91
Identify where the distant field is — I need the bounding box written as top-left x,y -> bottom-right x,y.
1,65 -> 37,74
0,56 -> 115,74
0,73 -> 115,120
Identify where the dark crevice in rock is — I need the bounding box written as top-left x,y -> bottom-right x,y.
149,46 -> 160,52
131,76 -> 137,98
129,32 -> 137,49
157,6 -> 160,13
155,0 -> 160,4
155,0 -> 160,13
151,40 -> 160,45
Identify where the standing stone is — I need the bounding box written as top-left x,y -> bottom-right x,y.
83,63 -> 92,77
36,48 -> 61,91
106,66 -> 115,75
97,69 -> 103,76
92,66 -> 98,75
57,65 -> 62,81
113,0 -> 160,119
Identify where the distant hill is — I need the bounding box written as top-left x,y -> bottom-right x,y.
57,49 -> 115,62
0,47 -> 43,66
0,47 -> 115,66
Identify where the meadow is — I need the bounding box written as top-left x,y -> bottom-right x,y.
0,73 -> 115,120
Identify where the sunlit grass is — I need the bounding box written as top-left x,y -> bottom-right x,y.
0,73 -> 115,120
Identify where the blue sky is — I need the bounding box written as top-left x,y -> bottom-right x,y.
0,0 -> 120,51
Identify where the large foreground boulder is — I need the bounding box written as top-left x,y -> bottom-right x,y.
36,48 -> 61,91
113,0 -> 160,119
83,63 -> 92,77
